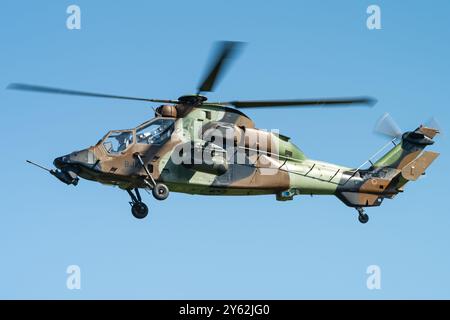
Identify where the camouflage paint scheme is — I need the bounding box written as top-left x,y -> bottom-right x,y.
55,101 -> 439,209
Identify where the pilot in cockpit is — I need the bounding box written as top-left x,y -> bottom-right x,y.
137,120 -> 174,145
116,132 -> 133,152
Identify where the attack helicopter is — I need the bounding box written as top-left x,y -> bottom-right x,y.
8,41 -> 439,223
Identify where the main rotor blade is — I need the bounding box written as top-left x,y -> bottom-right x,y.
7,83 -> 177,104
197,41 -> 245,94
223,97 -> 377,108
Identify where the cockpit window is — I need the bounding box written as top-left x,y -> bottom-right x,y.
136,118 -> 175,145
103,130 -> 134,154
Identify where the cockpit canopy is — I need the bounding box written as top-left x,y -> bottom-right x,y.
136,118 -> 174,145
101,118 -> 175,155
103,131 -> 134,155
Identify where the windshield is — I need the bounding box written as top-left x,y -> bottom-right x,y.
103,130 -> 134,154
136,118 -> 175,145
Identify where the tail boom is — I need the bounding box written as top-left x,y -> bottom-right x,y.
335,125 -> 439,208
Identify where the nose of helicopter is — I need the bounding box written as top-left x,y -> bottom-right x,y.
53,149 -> 97,169
53,155 -> 68,169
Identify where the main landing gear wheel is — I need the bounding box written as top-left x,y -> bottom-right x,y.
152,183 -> 169,201
131,202 -> 148,219
127,188 -> 149,219
356,207 -> 369,224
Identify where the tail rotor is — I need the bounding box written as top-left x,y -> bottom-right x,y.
373,113 -> 403,140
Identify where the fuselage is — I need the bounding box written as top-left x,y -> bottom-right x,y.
53,103 -> 439,210
54,104 -> 351,200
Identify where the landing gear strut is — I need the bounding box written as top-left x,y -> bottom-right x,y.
127,188 -> 148,219
133,152 -> 170,201
356,207 -> 369,224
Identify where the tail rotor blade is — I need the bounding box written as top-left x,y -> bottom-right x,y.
374,113 -> 403,139
425,117 -> 444,138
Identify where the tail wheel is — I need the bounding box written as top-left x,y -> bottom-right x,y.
358,213 -> 369,224
152,183 -> 169,201
356,207 -> 369,224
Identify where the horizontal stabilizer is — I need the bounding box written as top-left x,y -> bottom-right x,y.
401,151 -> 439,181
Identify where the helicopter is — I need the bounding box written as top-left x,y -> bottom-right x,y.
8,41 -> 439,223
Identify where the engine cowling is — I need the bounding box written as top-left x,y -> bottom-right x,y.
177,141 -> 229,175
155,105 -> 177,118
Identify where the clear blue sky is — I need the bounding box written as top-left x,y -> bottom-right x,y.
1,0 -> 449,299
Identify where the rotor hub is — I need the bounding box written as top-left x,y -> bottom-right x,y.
178,94 -> 207,106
